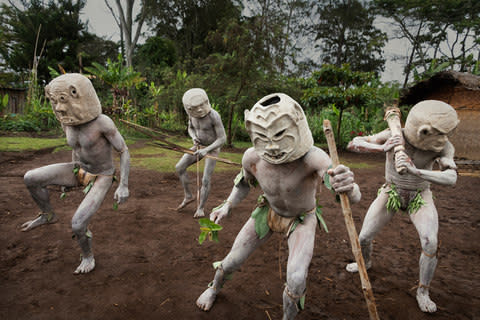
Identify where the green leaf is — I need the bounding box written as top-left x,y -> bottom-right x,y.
198,231 -> 208,244
113,202 -> 118,210
198,218 -> 223,244
211,231 -> 219,242
198,218 -> 223,231
83,181 -> 94,194
251,205 -> 269,239
60,192 -> 66,199
298,295 -> 305,310
233,169 -> 244,185
2,94 -> 8,108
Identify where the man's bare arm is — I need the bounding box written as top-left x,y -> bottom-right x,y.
210,149 -> 256,223
102,116 -> 130,203
347,129 -> 392,153
203,111 -> 227,154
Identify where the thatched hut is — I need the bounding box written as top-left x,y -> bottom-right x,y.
399,71 -> 480,160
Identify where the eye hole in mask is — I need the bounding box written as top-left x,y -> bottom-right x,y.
260,96 -> 280,107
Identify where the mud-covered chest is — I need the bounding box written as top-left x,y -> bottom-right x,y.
65,126 -> 103,149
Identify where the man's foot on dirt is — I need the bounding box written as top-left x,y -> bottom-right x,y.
345,261 -> 371,273
74,254 -> 95,274
176,197 -> 195,211
417,289 -> 437,313
196,287 -> 217,311
193,208 -> 205,218
21,213 -> 58,232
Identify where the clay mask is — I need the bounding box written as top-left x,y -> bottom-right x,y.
245,93 -> 313,164
404,100 -> 459,152
182,88 -> 212,118
45,73 -> 102,126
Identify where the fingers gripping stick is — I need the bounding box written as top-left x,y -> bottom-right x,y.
323,120 -> 380,320
385,106 -> 407,175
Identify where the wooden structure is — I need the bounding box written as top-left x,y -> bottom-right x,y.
0,87 -> 27,115
400,71 -> 480,160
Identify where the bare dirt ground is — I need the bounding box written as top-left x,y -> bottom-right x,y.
1,141 -> 479,320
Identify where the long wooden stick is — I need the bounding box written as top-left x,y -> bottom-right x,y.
120,119 -> 241,167
323,120 -> 380,320
196,148 -> 200,208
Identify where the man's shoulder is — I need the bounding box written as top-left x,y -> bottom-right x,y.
93,114 -> 115,126
242,147 -> 260,165
207,109 -> 222,121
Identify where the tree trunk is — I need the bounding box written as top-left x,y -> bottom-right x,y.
112,0 -> 147,68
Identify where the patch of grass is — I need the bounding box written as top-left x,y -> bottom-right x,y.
131,143 -> 243,173
340,159 -> 373,169
0,137 -> 67,152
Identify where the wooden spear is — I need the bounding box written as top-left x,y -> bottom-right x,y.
323,119 -> 380,320
120,119 -> 241,167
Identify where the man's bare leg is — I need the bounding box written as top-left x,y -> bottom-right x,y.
196,218 -> 272,311
283,213 -> 317,320
410,190 -> 439,313
72,175 -> 112,274
22,163 -> 77,231
175,153 -> 197,210
194,155 -> 217,218
346,190 -> 392,272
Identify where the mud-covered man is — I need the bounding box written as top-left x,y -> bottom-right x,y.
196,93 -> 361,319
22,73 -> 130,274
175,88 -> 226,218
346,100 -> 459,313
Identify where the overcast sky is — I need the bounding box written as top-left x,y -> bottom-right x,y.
1,0 -> 406,83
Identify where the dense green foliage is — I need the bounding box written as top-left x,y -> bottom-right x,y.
0,0 -> 118,84
314,0 -> 387,75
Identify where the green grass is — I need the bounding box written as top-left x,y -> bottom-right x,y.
130,142 -> 243,173
0,137 -> 67,152
0,136 -> 373,172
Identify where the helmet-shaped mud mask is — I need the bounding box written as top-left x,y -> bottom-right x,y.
404,100 -> 459,152
45,73 -> 102,126
245,93 -> 313,164
182,88 -> 212,118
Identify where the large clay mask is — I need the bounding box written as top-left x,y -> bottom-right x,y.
182,88 -> 212,118
45,73 -> 101,126
404,100 -> 459,152
244,93 -> 313,164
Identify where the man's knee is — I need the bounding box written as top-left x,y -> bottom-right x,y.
201,176 -> 211,187
358,233 -> 372,247
420,235 -> 438,255
24,169 -> 40,187
71,217 -> 87,235
286,270 -> 307,295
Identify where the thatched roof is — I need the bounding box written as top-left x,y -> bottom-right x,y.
400,71 -> 480,106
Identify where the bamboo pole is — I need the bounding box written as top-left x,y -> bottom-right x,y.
323,120 -> 380,320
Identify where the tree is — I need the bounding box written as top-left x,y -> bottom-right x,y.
0,0 -> 118,84
200,19 -> 267,146
301,64 -> 380,146
243,0 -> 315,75
134,35 -> 176,80
105,0 -> 148,68
143,0 -> 242,70
374,0 -> 480,87
314,0 -> 387,75
84,53 -> 145,116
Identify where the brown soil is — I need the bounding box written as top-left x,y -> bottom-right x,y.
0,143 -> 479,320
